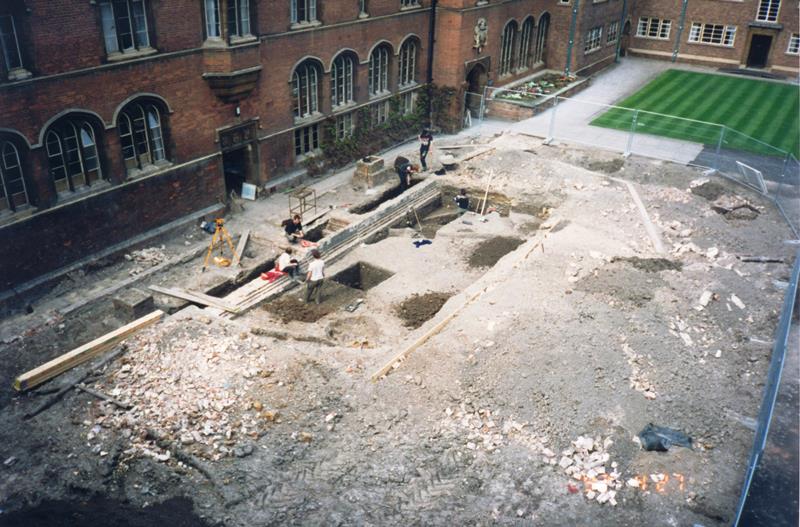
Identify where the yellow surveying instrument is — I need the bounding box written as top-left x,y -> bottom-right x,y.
202,218 -> 239,272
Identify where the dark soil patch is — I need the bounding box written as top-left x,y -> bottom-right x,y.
690,181 -> 727,201
468,237 -> 526,268
395,292 -> 453,329
575,263 -> 665,307
349,179 -> 420,214
586,158 -> 625,174
612,256 -> 683,273
0,496 -> 211,527
263,282 -> 358,322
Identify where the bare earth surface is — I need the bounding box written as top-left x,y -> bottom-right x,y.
0,133 -> 795,526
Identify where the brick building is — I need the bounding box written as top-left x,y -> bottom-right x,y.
0,0 -> 797,291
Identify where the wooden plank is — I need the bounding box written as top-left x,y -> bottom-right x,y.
232,229 -> 250,267
14,310 -> 163,391
149,286 -> 239,313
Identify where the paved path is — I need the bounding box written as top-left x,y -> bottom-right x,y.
471,57 -> 714,164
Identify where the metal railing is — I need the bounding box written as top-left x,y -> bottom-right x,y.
732,250 -> 800,525
473,92 -> 800,237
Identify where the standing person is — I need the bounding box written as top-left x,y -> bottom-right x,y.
283,214 -> 304,244
418,128 -> 433,170
305,250 -> 325,304
276,247 -> 301,281
454,188 -> 470,214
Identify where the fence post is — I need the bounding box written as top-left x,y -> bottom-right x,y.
544,96 -> 559,145
781,151 -> 790,179
624,109 -> 638,157
714,125 -> 727,172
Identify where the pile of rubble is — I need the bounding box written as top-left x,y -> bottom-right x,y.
557,435 -> 622,506
87,320 -> 279,461
440,405 -> 547,454
125,246 -> 168,275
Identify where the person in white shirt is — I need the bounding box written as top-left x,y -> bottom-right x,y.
305,250 -> 325,304
276,247 -> 300,281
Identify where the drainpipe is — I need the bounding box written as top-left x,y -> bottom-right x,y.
672,0 -> 689,62
426,0 -> 438,124
564,0 -> 581,75
614,0 -> 628,63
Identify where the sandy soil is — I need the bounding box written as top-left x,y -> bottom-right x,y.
0,132 -> 795,526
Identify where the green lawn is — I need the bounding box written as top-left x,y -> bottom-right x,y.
591,70 -> 800,157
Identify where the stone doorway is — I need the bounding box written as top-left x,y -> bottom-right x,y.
466,63 -> 488,117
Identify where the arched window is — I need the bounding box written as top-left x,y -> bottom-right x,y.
500,21 -> 517,75
331,54 -> 355,108
119,102 -> 167,171
293,61 -> 320,118
45,118 -> 104,193
0,140 -> 29,212
534,13 -> 550,65
518,17 -> 534,70
398,39 -> 418,87
369,45 -> 390,95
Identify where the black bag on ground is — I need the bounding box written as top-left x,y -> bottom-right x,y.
638,423 -> 692,452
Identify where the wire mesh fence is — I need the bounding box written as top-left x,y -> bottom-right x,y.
472,92 -> 799,237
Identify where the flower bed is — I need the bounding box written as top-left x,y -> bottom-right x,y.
496,73 -> 578,103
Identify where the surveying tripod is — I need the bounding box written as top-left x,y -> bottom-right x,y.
202,218 -> 239,272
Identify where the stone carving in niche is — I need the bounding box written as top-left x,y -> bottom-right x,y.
473,18 -> 488,53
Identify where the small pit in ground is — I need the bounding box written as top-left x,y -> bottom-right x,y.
612,256 -> 683,272
349,180 -> 421,214
263,281 -> 358,322
468,237 -> 526,268
395,292 -> 453,329
331,262 -> 394,291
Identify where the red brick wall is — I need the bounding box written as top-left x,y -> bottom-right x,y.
0,155 -> 223,290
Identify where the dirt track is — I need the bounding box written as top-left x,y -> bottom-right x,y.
0,133 -> 795,526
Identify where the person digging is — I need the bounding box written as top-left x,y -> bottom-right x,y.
305,250 -> 325,304
454,188 -> 470,215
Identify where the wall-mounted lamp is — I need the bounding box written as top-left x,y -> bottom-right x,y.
235,106 -> 241,117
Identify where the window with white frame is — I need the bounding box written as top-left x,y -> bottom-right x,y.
294,124 -> 319,157
400,0 -> 420,8
0,15 -> 24,78
584,26 -> 602,53
227,0 -> 252,37
398,39 -> 418,87
100,0 -> 150,54
369,45 -> 390,95
291,0 -> 317,24
0,140 -> 29,212
518,18 -> 534,70
46,119 -> 104,193
636,17 -> 672,40
204,0 -> 221,39
499,21 -> 517,75
335,112 -> 354,140
119,102 -> 167,172
756,0 -> 780,23
788,33 -> 800,54
331,54 -> 355,107
401,91 -> 416,115
293,61 -> 320,118
607,21 -> 619,44
359,0 -> 368,17
370,100 -> 389,126
688,22 -> 736,47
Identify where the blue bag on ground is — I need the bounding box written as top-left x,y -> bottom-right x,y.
638,423 -> 692,451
